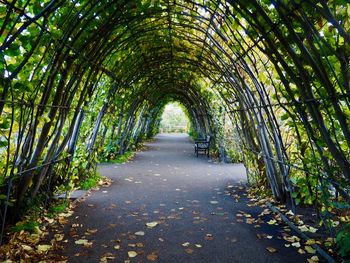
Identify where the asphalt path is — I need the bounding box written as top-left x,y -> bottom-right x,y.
57,133 -> 307,262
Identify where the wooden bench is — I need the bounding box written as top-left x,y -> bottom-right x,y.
194,135 -> 210,157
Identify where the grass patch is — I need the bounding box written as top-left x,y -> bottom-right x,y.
78,172 -> 102,190
10,220 -> 39,233
46,200 -> 68,218
109,150 -> 135,164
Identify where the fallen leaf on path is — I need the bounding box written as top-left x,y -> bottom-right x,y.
246,218 -> 254,224
136,242 -> 144,248
54,234 -> 64,241
307,256 -> 319,263
185,248 -> 194,254
114,245 -> 120,250
128,251 -> 137,258
283,235 -> 300,242
298,248 -> 306,254
267,219 -> 277,225
205,234 -> 214,240
147,253 -> 158,261
75,239 -> 92,247
304,246 -> 316,254
100,252 -> 116,263
182,242 -> 190,247
195,244 -> 202,248
291,242 -> 301,248
146,222 -> 158,228
305,239 -> 316,245
22,244 -> 33,251
210,201 -> 219,204
286,210 -> 294,216
266,247 -> 277,253
86,228 -> 98,234
135,231 -> 145,236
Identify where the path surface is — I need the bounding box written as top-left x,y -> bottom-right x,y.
57,134 -> 307,262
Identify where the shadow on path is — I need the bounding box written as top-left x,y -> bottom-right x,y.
58,133 -> 307,262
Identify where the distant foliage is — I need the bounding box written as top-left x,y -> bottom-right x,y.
159,103 -> 189,133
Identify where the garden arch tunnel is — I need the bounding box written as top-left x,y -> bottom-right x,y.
0,0 -> 349,241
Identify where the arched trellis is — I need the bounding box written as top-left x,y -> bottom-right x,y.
0,0 -> 349,249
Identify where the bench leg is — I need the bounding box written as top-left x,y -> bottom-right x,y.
207,148 -> 209,158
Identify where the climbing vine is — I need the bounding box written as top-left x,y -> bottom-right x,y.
0,0 -> 349,256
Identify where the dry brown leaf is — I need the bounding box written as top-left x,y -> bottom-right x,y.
146,253 -> 158,261
185,248 -> 194,254
136,242 -> 144,248
100,252 -> 116,263
297,248 -> 306,254
266,247 -> 277,253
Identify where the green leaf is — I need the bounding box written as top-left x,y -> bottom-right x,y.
0,140 -> 8,147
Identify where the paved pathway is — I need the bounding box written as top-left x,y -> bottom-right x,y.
57,134 -> 307,262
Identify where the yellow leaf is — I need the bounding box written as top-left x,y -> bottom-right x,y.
305,239 -> 316,245
75,239 -> 88,245
308,226 -> 317,233
267,219 -> 276,225
298,225 -> 309,232
75,239 -> 92,247
307,255 -> 319,263
22,244 -> 33,251
54,234 -> 64,241
146,222 -> 158,228
37,244 -> 51,252
128,251 -> 137,258
304,246 -> 316,254
114,245 -> 120,250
